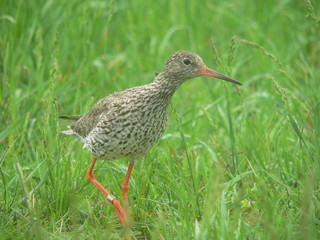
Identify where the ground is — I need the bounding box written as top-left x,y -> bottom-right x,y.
0,0 -> 319,239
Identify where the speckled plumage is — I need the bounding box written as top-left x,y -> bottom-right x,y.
60,51 -> 241,161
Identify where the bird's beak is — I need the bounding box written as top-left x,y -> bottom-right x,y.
199,67 -> 242,85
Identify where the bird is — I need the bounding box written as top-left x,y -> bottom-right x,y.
59,50 -> 241,231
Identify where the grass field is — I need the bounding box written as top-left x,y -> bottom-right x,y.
1,0 -> 319,239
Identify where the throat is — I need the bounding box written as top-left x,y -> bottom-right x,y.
152,73 -> 182,99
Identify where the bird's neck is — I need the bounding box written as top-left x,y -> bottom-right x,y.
152,72 -> 183,99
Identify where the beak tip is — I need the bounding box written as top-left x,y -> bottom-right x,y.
201,67 -> 242,86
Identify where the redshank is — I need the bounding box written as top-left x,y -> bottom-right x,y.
59,51 -> 241,228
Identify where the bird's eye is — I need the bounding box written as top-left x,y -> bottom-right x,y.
183,58 -> 191,65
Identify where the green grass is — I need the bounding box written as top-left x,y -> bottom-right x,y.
1,0 -> 319,239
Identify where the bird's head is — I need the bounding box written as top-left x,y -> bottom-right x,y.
160,51 -> 242,86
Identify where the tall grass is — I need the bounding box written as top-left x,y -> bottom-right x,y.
1,0 -> 319,239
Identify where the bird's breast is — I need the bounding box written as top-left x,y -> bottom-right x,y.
84,99 -> 169,160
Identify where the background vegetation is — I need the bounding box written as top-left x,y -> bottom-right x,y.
1,0 -> 319,239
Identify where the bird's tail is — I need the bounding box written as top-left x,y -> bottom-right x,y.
58,115 -> 82,121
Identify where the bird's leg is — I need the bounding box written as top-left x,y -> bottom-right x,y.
86,158 -> 127,227
122,161 -> 135,204
121,161 -> 135,239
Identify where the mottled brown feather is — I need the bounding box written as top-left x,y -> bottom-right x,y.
59,51 -> 240,161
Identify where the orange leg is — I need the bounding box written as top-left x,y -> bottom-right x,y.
86,158 -> 127,227
122,161 -> 135,204
121,161 -> 135,239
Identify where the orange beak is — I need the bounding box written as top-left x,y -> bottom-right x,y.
200,67 -> 242,85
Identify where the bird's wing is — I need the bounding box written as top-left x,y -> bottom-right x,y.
68,92 -> 125,138
63,85 -> 147,139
